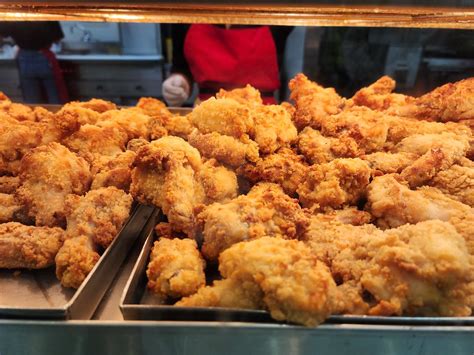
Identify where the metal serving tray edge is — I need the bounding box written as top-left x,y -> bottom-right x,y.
120,220 -> 474,326
0,203 -> 155,320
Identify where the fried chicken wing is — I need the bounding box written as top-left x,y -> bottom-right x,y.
197,183 -> 309,261
289,73 -> 345,130
147,237 -> 206,298
297,158 -> 372,212
0,222 -> 64,269
16,142 -> 92,227
237,148 -> 308,196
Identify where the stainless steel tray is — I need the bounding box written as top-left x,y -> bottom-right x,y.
0,203 -> 154,320
121,220 -> 474,326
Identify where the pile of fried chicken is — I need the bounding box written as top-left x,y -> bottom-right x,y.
1,74 -> 473,326
133,77 -> 474,327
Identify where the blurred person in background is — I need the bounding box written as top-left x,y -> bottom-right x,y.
162,24 -> 292,106
0,21 -> 68,104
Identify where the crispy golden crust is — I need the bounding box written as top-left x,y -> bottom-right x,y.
61,98 -> 117,113
188,130 -> 259,168
198,183 -> 310,261
429,164 -> 474,207
97,108 -> 154,141
91,150 -> 136,192
64,187 -> 132,249
362,152 -> 418,174
190,97 -> 253,138
251,104 -> 297,154
63,124 -> 128,163
16,142 -> 92,227
415,77 -> 474,122
367,174 -> 472,229
297,158 -> 372,212
237,148 -> 308,196
0,222 -> 64,269
0,193 -> 22,223
304,218 -> 472,317
289,73 -> 345,130
55,235 -> 100,288
216,85 -> 263,106
176,277 -> 264,309
218,237 -> 338,326
147,237 -> 206,298
0,175 -> 20,194
298,126 -> 361,164
131,137 -> 237,237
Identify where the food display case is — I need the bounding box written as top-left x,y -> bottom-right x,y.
0,2 -> 474,354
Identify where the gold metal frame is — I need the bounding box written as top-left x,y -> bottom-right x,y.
1,2 -> 474,29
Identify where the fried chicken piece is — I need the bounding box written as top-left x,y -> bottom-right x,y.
362,151 -> 419,174
429,163 -> 474,207
0,193 -> 22,223
176,277 -> 264,310
90,150 -> 136,192
298,126 -> 361,164
289,73 -> 345,130
65,98 -> 117,113
367,174 -> 472,229
136,97 -> 194,139
304,217 -> 472,317
131,137 -> 237,237
55,105 -> 101,126
297,158 -> 372,212
188,130 -> 259,168
216,85 -> 263,105
197,183 -> 309,261
327,207 -> 373,225
97,107 -> 154,140
0,175 -> 20,194
63,124 -> 128,164
321,107 -> 390,154
126,138 -> 149,152
55,235 -> 100,288
218,237 -> 338,326
64,187 -> 132,249
394,132 -> 470,187
237,148 -> 308,196
198,159 -> 239,204
0,114 -> 43,173
0,222 -> 64,269
16,142 -> 92,227
251,104 -> 297,154
190,97 -> 253,138
349,75 -> 417,116
414,77 -> 474,122
147,237 -> 206,298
